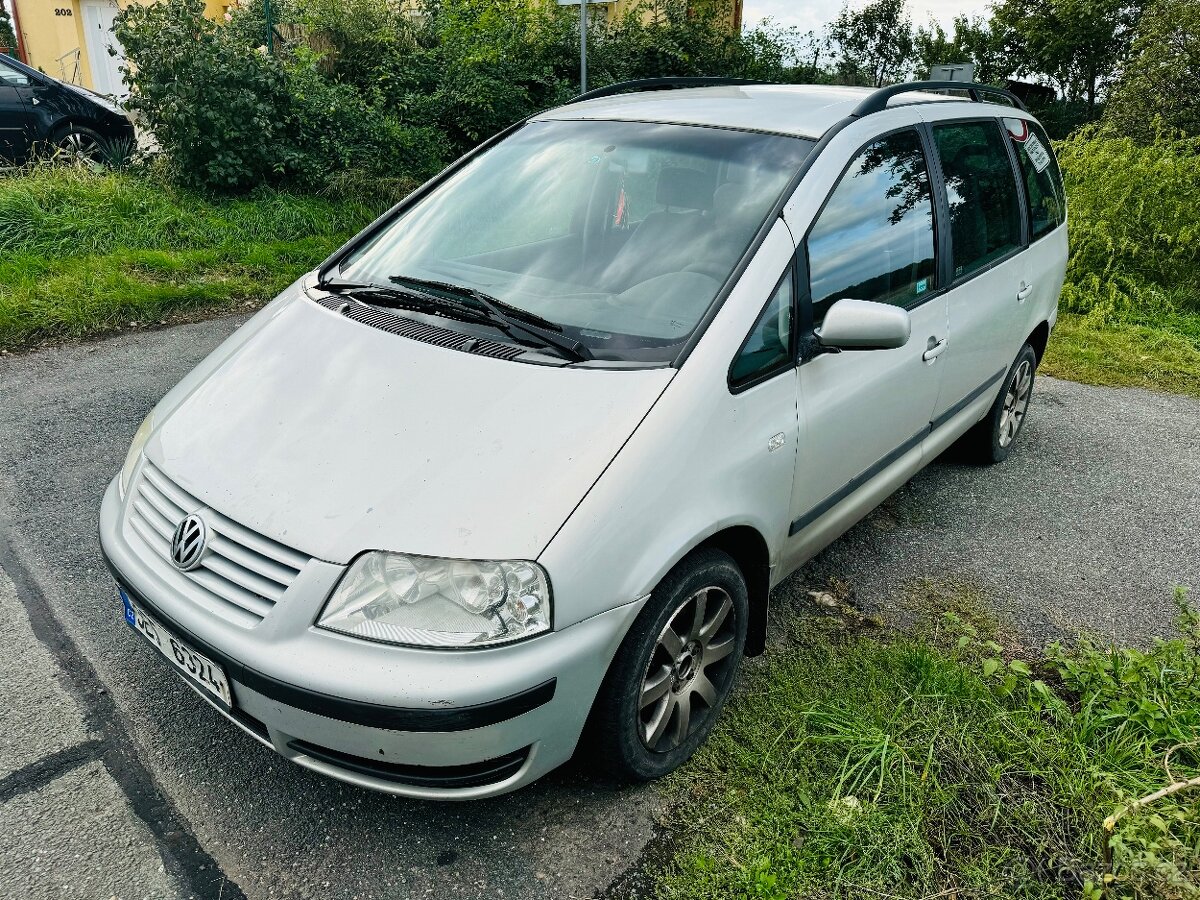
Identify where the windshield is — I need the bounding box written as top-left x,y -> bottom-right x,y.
339,119 -> 813,363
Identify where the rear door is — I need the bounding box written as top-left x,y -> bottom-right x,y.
1003,117 -> 1068,327
924,118 -> 1029,422
0,59 -> 34,164
784,126 -> 948,566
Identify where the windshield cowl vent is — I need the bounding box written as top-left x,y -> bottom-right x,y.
312,294 -> 527,361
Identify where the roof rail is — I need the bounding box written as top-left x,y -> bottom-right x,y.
850,80 -> 1028,117
570,77 -> 770,104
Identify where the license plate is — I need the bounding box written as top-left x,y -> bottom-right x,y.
119,587 -> 233,708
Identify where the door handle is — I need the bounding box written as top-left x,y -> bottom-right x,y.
922,337 -> 947,362
1017,282 -> 1033,302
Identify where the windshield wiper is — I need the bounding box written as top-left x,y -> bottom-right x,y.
315,277 -> 493,326
390,275 -> 592,363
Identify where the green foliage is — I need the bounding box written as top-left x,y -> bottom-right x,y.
656,585 -> 1200,900
113,0 -> 444,192
0,167 -> 379,348
827,0 -> 914,87
1056,128 -> 1200,321
0,3 -> 16,53
913,15 -> 1008,85
991,0 -> 1146,111
1105,0 -> 1200,142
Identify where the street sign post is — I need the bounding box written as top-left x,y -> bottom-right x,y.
557,0 -> 589,93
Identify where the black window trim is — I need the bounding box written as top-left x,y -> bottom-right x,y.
922,115 -> 1030,292
799,123 -> 946,350
727,261 -> 799,394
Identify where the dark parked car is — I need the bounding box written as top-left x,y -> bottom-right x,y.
0,53 -> 134,165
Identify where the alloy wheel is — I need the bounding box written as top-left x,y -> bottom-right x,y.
638,585 -> 738,752
998,359 -> 1033,448
57,132 -> 104,167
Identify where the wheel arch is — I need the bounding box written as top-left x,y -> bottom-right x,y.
1027,320 -> 1051,365
693,525 -> 771,657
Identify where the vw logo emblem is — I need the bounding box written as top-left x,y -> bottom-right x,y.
170,514 -> 208,572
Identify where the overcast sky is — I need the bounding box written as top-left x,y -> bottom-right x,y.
743,0 -> 991,34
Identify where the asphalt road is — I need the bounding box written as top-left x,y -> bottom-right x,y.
0,316 -> 1197,899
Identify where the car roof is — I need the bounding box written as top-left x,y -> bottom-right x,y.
536,84 -> 974,140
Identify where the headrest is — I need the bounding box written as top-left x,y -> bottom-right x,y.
657,167 -> 713,211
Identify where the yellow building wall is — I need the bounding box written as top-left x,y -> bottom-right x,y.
13,0 -> 225,91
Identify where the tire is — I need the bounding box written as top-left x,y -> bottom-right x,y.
53,127 -> 110,167
963,343 -> 1038,464
586,548 -> 749,782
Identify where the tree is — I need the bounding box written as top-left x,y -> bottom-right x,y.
914,15 -> 1009,85
991,0 -> 1147,113
827,0 -> 914,87
0,2 -> 17,53
1104,0 -> 1200,140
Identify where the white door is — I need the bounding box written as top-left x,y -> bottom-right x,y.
81,1 -> 126,98
783,127 -> 948,570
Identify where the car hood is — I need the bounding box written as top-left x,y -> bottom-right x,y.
145,295 -> 674,564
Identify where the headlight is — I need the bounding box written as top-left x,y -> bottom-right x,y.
118,412 -> 155,498
318,552 -> 551,649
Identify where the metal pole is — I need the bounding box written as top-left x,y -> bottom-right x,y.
265,0 -> 274,54
579,0 -> 587,94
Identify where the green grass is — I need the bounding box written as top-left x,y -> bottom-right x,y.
1043,313 -> 1200,398
0,167 -> 379,350
652,584 -> 1200,900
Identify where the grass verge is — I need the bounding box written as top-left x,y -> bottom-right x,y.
1043,313 -> 1200,398
0,168 -> 378,351
652,583 -> 1200,900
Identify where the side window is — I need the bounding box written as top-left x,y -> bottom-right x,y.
932,121 -> 1022,279
730,268 -> 794,388
1004,118 -> 1064,239
0,63 -> 30,87
806,130 -> 937,325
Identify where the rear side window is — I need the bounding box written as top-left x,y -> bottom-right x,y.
806,129 -> 937,325
932,121 -> 1022,279
730,269 -> 794,388
1005,118 -> 1065,239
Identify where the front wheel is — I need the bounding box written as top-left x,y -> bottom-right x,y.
587,548 -> 748,782
964,343 -> 1038,464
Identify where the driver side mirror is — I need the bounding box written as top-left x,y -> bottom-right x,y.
816,298 -> 911,351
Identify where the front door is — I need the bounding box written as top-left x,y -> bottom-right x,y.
784,127 -> 948,568
81,0 -> 127,97
0,60 -> 33,164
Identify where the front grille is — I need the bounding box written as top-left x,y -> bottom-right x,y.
127,460 -> 310,627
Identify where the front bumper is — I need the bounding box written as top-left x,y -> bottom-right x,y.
99,476 -> 645,799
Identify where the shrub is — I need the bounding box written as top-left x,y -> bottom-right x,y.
114,0 -> 446,192
1056,128 -> 1200,321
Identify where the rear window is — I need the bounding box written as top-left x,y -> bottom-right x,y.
1005,118 -> 1065,239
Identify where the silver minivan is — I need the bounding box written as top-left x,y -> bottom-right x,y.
100,80 -> 1068,799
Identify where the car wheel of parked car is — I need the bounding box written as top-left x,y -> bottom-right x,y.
55,128 -> 108,166
967,343 -> 1039,464
588,548 -> 748,781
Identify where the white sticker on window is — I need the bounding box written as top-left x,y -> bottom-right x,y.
1024,133 -> 1051,173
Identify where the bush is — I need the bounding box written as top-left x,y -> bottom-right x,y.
114,0 -> 445,192
114,0 -> 803,192
1056,128 -> 1200,322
